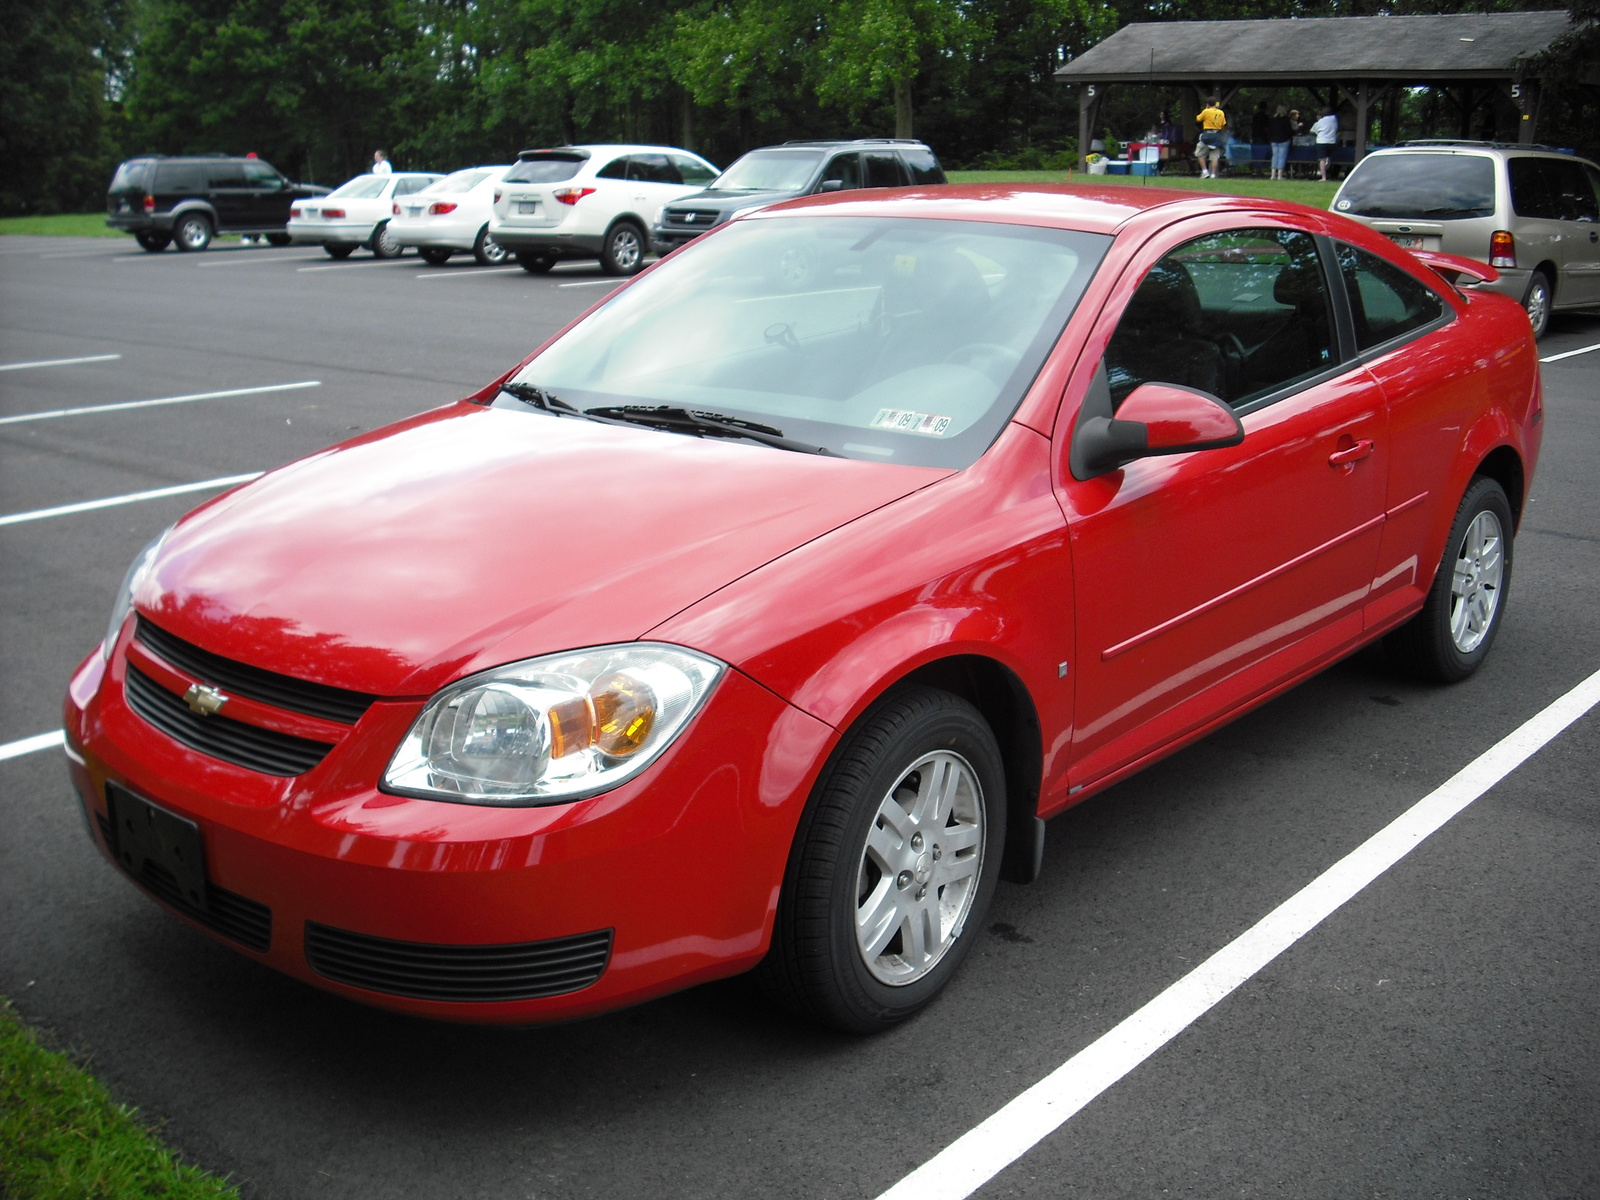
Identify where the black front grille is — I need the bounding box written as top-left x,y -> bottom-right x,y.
304,923 -> 612,1003
124,665 -> 334,776
135,617 -> 376,725
666,209 -> 720,226
96,810 -> 273,952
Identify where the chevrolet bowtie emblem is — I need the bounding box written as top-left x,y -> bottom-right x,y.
183,683 -> 228,716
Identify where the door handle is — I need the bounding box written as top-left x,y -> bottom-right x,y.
1329,438 -> 1375,467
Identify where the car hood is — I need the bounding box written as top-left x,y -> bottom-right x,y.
664,188 -> 803,215
139,404 -> 944,697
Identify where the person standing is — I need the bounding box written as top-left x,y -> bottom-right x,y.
372,150 -> 392,176
1311,108 -> 1340,181
1268,104 -> 1295,180
1195,97 -> 1227,179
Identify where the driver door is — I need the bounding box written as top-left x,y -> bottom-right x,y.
1058,219 -> 1388,788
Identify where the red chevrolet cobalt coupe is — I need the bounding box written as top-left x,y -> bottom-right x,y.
66,185 -> 1541,1031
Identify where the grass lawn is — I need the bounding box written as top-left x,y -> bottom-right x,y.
947,169 -> 1338,209
0,213 -> 123,238
0,1000 -> 241,1200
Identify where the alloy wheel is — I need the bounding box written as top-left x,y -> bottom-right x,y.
1449,509 -> 1504,654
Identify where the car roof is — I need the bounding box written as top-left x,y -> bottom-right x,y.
517,144 -> 711,158
1359,143 -> 1599,167
747,183 -> 1306,237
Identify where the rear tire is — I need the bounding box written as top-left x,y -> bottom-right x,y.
134,231 -> 171,252
473,226 -> 509,266
420,247 -> 452,266
1523,270 -> 1552,339
757,687 -> 1005,1032
172,213 -> 212,252
266,232 -> 292,246
324,244 -> 356,260
600,222 -> 646,276
517,252 -> 556,274
370,221 -> 403,259
1385,476 -> 1513,683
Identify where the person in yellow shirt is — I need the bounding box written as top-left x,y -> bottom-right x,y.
1195,98 -> 1227,178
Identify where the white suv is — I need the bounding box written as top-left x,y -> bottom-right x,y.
489,145 -> 720,275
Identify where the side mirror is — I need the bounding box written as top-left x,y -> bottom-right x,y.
1074,382 -> 1243,477
818,179 -> 845,193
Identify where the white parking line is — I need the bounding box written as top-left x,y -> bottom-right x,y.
0,731 -> 64,762
197,253 -> 326,268
0,354 -> 121,372
1541,341 -> 1600,364
558,279 -> 623,289
0,381 -> 319,426
876,664 -> 1600,1200
0,472 -> 263,527
297,260 -> 415,273
415,267 -> 525,281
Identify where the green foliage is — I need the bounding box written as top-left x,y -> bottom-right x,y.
0,999 -> 241,1200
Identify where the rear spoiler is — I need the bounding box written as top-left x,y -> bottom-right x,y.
1409,249 -> 1499,288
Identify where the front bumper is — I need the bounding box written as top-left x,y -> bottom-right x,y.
651,225 -> 712,251
64,631 -> 834,1023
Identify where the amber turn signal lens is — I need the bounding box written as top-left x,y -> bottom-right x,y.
590,672 -> 657,757
1489,230 -> 1516,269
547,695 -> 595,759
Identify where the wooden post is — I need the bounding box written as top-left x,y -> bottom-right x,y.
1079,83 -> 1105,161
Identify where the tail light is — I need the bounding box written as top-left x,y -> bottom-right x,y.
323,207 -> 346,218
393,203 -> 400,216
494,189 -> 502,203
428,201 -> 458,215
1489,230 -> 1516,268
553,187 -> 596,206
142,195 -> 154,213
290,206 -> 302,218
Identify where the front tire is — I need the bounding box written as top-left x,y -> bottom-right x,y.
172,213 -> 212,252
419,247 -> 452,266
1523,270 -> 1552,339
1386,476 -> 1513,682
265,232 -> 292,246
600,221 -> 646,276
517,252 -> 556,274
759,688 -> 1006,1032
370,221 -> 403,259
473,226 -> 508,266
324,244 -> 356,260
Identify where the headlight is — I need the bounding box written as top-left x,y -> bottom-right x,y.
382,644 -> 724,806
104,528 -> 170,659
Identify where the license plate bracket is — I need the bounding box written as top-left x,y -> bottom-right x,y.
107,786 -> 209,913
518,201 -> 540,215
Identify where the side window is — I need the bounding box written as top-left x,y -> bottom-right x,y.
863,151 -> 908,188
243,161 -> 282,187
1509,158 -> 1558,219
669,154 -> 718,185
206,162 -> 248,189
596,157 -> 629,180
627,153 -> 679,184
821,153 -> 860,190
902,149 -> 944,184
154,163 -> 205,192
1105,228 -> 1334,410
1543,159 -> 1599,222
1335,243 -> 1445,351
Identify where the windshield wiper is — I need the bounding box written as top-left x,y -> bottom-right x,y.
584,405 -> 832,456
498,381 -> 584,416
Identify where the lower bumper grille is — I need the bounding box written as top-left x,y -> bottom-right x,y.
96,812 -> 273,952
304,923 -> 612,1003
124,664 -> 333,776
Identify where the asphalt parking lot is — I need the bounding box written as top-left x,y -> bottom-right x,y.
2,233 -> 1598,1200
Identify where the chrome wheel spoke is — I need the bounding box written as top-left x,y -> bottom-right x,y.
857,880 -> 903,959
1448,509 -> 1505,654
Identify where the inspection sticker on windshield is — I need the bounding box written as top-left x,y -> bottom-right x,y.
872,408 -> 953,437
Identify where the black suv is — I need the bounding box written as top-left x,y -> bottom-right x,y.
106,155 -> 331,252
652,139 -> 945,251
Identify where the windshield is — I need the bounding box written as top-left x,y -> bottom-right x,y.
424,169 -> 492,195
710,150 -> 825,193
329,175 -> 390,200
1336,154 -> 1496,220
510,215 -> 1109,468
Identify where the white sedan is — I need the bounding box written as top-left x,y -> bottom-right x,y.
288,172 -> 443,259
387,166 -> 514,266
489,145 -> 720,275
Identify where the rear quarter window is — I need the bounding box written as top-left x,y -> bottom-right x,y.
109,160 -> 151,192
902,149 -> 945,185
1510,157 -> 1600,222
1335,243 -> 1446,351
1336,154 -> 1496,220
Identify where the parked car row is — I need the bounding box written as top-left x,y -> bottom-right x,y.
103,140 -> 948,274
